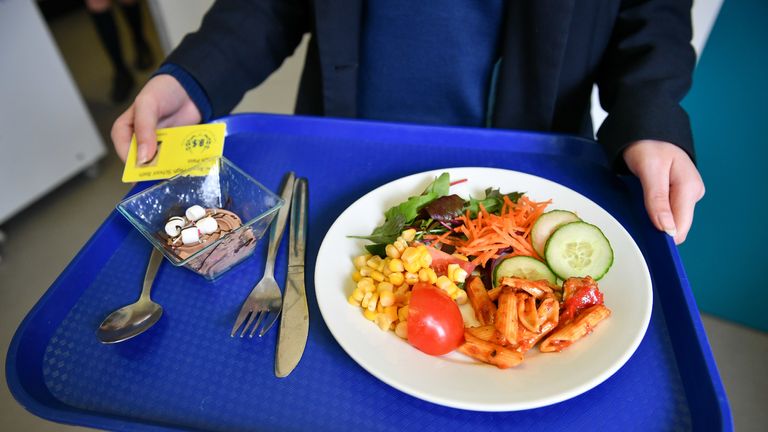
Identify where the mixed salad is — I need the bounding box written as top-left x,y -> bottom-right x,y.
347,172 -> 615,367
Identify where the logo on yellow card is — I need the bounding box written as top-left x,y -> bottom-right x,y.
184,131 -> 213,153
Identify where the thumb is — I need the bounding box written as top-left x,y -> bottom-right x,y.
638,165 -> 677,238
133,97 -> 159,164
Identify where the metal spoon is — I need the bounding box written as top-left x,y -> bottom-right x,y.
97,248 -> 164,344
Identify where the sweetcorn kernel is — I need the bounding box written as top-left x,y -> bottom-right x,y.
418,268 -> 431,282
367,293 -> 379,312
379,290 -> 395,307
451,253 -> 469,262
352,271 -> 363,282
404,272 -> 419,285
375,313 -> 394,331
436,276 -> 453,292
437,281 -> 459,299
361,291 -> 373,308
454,289 -> 468,304
398,305 -> 409,322
395,321 -> 408,338
393,238 -> 408,253
403,261 -> 421,274
363,309 -> 377,321
454,268 -> 468,284
447,263 -> 468,283
388,258 -> 405,273
351,288 -> 365,302
401,229 -> 417,242
394,285 -> 409,305
385,244 -> 401,259
384,305 -> 398,321
381,259 -> 393,276
357,277 -> 375,293
353,254 -> 371,269
416,245 -> 432,268
400,247 -> 420,265
366,255 -> 383,270
370,270 -> 385,282
388,272 -> 405,286
423,268 -> 438,284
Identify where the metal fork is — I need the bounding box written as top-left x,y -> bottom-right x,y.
231,172 -> 295,338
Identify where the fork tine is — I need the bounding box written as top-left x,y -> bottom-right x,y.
248,311 -> 267,338
258,310 -> 282,337
231,307 -> 253,337
240,311 -> 259,338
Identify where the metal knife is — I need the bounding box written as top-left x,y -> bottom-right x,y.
275,177 -> 309,377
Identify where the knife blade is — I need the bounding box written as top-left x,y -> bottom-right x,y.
275,177 -> 309,377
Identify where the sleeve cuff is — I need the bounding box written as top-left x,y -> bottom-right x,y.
596,89 -> 696,174
153,63 -> 214,122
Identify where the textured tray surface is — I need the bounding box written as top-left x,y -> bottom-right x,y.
9,114 -> 728,431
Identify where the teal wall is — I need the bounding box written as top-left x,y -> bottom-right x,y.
680,0 -> 768,331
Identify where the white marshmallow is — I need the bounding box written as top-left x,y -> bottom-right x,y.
181,227 -> 201,245
196,216 -> 218,235
185,205 -> 206,222
164,217 -> 185,237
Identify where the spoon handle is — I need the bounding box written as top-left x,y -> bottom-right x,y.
140,249 -> 164,300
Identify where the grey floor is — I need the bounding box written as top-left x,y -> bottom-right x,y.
2,5 -> 767,432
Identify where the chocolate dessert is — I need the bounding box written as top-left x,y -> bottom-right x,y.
160,206 -> 256,278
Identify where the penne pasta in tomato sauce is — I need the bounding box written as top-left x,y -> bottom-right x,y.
458,332 -> 524,369
466,276 -> 496,326
462,276 -> 610,368
540,304 -> 611,352
494,287 -> 519,343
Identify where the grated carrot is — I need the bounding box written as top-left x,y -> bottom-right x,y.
426,195 -> 551,267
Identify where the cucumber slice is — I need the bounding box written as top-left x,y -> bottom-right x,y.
544,221 -> 613,280
531,210 -> 581,257
493,255 -> 558,287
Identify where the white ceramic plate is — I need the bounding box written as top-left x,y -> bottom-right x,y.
315,167 -> 652,411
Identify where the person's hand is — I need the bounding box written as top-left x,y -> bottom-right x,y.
623,140 -> 705,244
111,74 -> 202,163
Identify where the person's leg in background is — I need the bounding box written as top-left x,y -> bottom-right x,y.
85,0 -> 155,103
85,0 -> 134,103
117,0 -> 154,70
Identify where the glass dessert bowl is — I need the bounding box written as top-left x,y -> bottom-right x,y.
117,157 -> 283,280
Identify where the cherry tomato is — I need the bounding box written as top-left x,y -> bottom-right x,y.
407,282 -> 465,356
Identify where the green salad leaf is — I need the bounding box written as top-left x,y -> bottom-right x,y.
351,173 -> 450,246
466,188 -> 524,217
357,211 -> 407,245
383,172 -> 450,222
350,173 -> 524,258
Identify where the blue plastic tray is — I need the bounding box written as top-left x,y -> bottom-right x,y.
6,113 -> 732,431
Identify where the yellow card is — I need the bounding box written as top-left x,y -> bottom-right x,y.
122,123 -> 226,182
